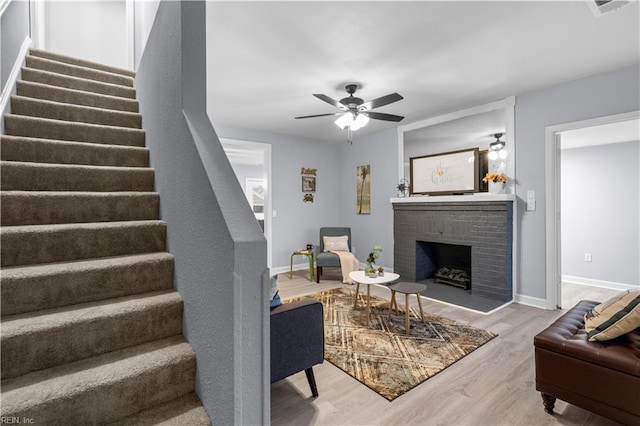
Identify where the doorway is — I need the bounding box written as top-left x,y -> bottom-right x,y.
221,138 -> 273,269
545,111 -> 640,310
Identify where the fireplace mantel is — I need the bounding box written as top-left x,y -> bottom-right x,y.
390,194 -> 515,204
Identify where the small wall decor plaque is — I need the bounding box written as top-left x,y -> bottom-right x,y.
301,167 -> 317,176
302,176 -> 316,192
303,193 -> 314,203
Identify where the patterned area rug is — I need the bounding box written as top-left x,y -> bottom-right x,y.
287,287 -> 497,401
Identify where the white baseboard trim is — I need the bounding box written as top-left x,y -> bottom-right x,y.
514,293 -> 549,310
0,36 -> 31,134
271,263 -> 309,277
562,275 -> 639,292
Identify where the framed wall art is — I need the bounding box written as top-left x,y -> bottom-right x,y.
302,176 -> 316,192
410,148 -> 479,195
356,164 -> 371,214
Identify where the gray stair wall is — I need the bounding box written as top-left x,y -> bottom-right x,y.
135,2 -> 268,424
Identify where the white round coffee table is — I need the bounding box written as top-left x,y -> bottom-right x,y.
348,270 -> 400,326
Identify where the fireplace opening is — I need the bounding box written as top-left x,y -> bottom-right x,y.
416,242 -> 471,290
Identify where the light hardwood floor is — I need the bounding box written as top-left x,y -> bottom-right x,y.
271,270 -> 624,425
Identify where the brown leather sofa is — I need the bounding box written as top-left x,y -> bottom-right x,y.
534,300 -> 640,425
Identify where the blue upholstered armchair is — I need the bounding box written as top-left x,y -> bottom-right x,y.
315,227 -> 352,283
270,299 -> 324,397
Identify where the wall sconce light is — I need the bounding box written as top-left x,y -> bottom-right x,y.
489,133 -> 507,160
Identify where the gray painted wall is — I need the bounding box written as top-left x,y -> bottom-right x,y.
515,65 -> 640,300
561,141 -> 639,286
1,0 -> 29,91
338,128 -> 398,268
135,2 -> 267,424
213,125 -> 341,271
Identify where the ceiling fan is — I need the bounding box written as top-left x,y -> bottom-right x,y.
295,84 -> 404,143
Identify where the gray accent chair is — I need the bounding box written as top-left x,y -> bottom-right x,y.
316,227 -> 352,283
270,299 -> 324,397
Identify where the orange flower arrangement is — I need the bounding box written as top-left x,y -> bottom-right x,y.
483,173 -> 507,183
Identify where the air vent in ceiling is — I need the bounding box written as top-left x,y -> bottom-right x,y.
589,0 -> 630,16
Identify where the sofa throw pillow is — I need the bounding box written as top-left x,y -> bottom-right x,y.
269,275 -> 282,309
323,235 -> 349,252
584,290 -> 640,341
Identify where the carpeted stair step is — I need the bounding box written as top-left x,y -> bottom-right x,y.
11,96 -> 142,129
0,135 -> 149,167
21,67 -> 135,99
1,290 -> 184,379
0,220 -> 166,267
0,253 -> 175,317
25,55 -> 134,87
16,80 -> 139,112
1,191 -> 160,226
109,392 -> 211,425
1,161 -> 154,192
0,336 -> 196,424
30,48 -> 136,78
3,115 -> 145,146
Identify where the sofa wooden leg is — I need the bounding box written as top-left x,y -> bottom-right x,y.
305,367 -> 318,397
316,267 -> 321,283
541,393 -> 556,414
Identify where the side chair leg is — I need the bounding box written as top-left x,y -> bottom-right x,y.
305,367 -> 319,397
316,266 -> 321,283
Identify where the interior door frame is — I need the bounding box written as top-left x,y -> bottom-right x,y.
221,138 -> 273,270
544,110 -> 640,310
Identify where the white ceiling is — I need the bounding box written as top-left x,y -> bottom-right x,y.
206,1 -> 640,144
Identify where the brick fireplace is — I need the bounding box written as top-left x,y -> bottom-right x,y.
393,199 -> 513,302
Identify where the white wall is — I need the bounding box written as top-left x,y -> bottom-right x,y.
561,141 -> 639,286
133,0 -> 160,69
44,1 -> 128,69
516,65 -> 640,300
213,124 -> 341,271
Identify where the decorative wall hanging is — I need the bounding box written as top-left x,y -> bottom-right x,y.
356,164 -> 371,214
301,167 -> 317,203
301,167 -> 317,176
302,176 -> 316,192
410,148 -> 478,195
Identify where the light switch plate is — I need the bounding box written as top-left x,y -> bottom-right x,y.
526,190 -> 536,211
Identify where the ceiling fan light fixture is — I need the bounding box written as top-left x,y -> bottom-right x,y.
335,112 -> 354,129
489,133 -> 506,159
351,114 -> 369,131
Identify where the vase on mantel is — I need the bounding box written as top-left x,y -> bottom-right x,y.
489,181 -> 506,195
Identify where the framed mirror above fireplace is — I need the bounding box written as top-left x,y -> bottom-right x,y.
397,97 -> 516,196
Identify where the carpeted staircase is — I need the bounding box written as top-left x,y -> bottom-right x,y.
0,49 -> 212,425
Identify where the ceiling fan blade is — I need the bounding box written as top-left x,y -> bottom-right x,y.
295,112 -> 343,119
364,111 -> 405,122
313,94 -> 345,109
362,93 -> 403,110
